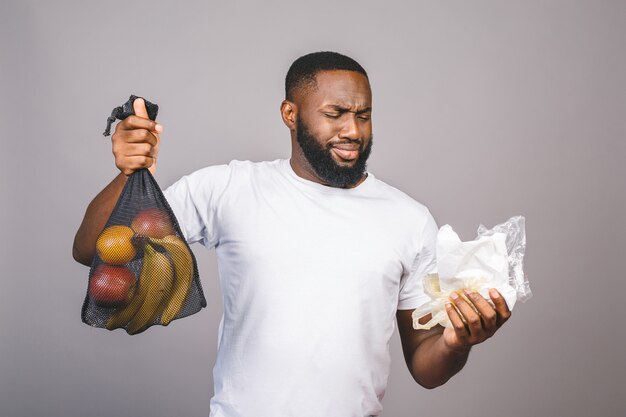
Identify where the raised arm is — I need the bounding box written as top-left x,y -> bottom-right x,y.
72,99 -> 163,266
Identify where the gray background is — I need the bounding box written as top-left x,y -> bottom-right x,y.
1,0 -> 624,416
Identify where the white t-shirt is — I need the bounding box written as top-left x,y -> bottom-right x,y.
163,159 -> 438,417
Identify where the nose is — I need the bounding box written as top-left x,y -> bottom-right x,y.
338,114 -> 360,141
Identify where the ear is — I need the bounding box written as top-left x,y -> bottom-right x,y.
280,100 -> 297,131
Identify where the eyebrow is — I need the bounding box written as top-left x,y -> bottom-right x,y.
324,104 -> 372,114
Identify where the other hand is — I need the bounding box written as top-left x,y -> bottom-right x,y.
442,288 -> 511,352
111,98 -> 163,176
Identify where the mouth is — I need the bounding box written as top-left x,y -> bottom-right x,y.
330,143 -> 360,161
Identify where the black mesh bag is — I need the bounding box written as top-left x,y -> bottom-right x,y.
82,95 -> 206,334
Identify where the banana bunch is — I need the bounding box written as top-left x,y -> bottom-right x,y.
106,235 -> 194,334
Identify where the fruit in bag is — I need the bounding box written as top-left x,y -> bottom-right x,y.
81,95 -> 206,334
89,265 -> 136,308
96,225 -> 136,265
148,235 -> 194,326
131,208 -> 174,239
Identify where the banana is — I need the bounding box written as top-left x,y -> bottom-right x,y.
148,235 -> 194,325
124,244 -> 174,335
106,243 -> 172,333
105,243 -> 152,331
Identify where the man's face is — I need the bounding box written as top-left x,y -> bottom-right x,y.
294,70 -> 373,188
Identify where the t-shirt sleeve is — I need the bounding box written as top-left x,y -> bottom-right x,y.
397,210 -> 438,310
162,164 -> 231,249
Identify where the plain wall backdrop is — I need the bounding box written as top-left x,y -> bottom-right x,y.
1,1 -> 625,416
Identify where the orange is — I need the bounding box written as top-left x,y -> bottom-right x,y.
96,225 -> 136,265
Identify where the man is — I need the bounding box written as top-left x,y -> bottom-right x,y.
73,52 -> 511,417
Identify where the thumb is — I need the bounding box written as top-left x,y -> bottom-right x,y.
133,97 -> 149,119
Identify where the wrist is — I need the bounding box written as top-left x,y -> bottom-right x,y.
441,335 -> 472,356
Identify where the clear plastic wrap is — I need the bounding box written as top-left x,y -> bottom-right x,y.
412,216 -> 530,330
477,215 -> 531,303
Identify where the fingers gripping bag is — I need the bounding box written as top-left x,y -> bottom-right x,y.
82,95 -> 207,335
412,216 -> 531,330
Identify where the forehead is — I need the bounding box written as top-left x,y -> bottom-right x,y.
302,70 -> 372,109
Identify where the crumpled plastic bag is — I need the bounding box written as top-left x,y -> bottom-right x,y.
412,216 -> 530,330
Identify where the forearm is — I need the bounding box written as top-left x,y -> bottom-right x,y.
72,173 -> 128,266
409,332 -> 470,389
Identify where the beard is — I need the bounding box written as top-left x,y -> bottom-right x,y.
295,116 -> 373,188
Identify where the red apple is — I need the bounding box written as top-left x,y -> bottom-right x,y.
131,208 -> 174,238
89,265 -> 136,308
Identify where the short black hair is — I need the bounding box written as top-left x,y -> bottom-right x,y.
285,51 -> 368,101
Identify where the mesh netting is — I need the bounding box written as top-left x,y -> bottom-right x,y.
82,169 -> 206,334
82,96 -> 206,334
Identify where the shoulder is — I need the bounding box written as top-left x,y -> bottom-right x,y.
169,159 -> 283,195
176,159 -> 279,183
368,174 -> 433,223
225,159 -> 283,176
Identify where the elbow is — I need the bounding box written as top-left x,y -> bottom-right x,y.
417,380 -> 446,390
415,379 -> 448,390
412,372 -> 453,390
72,242 -> 92,267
